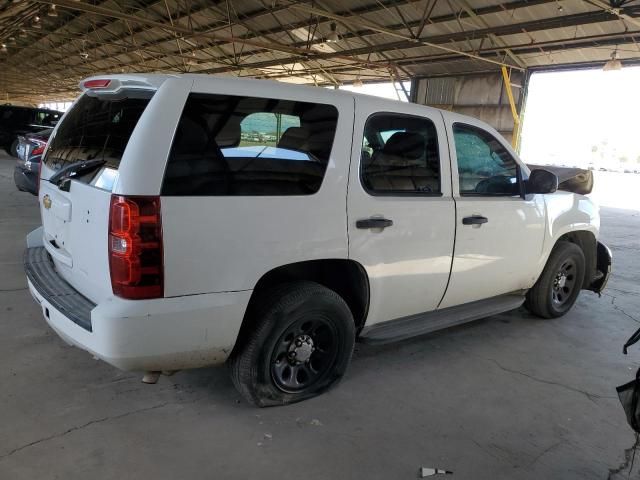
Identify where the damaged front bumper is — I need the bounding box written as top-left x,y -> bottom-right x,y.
588,241 -> 612,294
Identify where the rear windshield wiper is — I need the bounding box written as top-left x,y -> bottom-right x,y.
48,159 -> 106,187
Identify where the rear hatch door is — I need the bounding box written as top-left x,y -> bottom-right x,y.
39,87 -> 155,303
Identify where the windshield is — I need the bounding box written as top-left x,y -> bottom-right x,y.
43,89 -> 154,174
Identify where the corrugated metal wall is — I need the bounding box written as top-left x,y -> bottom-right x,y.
412,71 -> 527,145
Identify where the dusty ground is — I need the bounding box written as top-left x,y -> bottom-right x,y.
1,153 -> 639,479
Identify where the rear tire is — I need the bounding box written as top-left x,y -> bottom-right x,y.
9,139 -> 19,158
228,282 -> 355,407
525,241 -> 585,319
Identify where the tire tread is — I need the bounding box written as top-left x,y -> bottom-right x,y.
229,281 -> 354,407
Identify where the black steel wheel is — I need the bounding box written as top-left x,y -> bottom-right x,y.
271,316 -> 339,393
229,281 -> 355,407
551,258 -> 578,307
525,241 -> 586,319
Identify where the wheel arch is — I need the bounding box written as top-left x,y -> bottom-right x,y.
231,259 -> 370,354
548,230 -> 597,289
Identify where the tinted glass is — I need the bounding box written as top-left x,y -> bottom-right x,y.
453,124 -> 520,196
361,113 -> 440,194
0,107 -> 30,126
162,93 -> 339,196
0,108 -> 14,122
36,110 -> 60,126
43,90 -> 154,172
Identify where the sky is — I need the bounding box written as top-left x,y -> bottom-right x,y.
519,66 -> 640,169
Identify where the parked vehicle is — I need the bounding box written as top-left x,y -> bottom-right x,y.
14,129 -> 51,195
24,75 -> 612,406
0,104 -> 62,157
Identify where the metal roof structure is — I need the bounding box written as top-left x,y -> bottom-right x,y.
1,0 -> 639,103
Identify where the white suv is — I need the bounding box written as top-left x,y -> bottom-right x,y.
24,74 -> 611,406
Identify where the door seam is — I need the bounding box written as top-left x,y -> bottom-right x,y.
436,111 -> 457,310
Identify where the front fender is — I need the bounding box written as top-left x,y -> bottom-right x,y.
533,192 -> 600,283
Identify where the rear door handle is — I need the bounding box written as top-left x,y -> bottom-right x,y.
462,215 -> 488,225
356,218 -> 393,229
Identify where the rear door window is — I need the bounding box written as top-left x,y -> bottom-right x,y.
43,90 -> 154,175
162,93 -> 339,196
361,113 -> 441,195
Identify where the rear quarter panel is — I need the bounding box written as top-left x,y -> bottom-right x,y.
160,78 -> 355,296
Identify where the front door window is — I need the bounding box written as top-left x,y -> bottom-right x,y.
453,124 -> 520,196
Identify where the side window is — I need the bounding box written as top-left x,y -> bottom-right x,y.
361,114 -> 440,195
163,93 -> 339,196
453,124 -> 520,196
37,111 -> 59,126
0,108 -> 13,125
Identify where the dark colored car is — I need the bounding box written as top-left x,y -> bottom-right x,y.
14,129 -> 50,195
0,104 -> 62,157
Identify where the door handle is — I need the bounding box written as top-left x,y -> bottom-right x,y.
462,215 -> 488,225
356,218 -> 393,229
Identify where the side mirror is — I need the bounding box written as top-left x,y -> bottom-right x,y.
526,169 -> 558,194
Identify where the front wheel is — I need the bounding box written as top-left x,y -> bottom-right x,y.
525,241 -> 586,319
228,282 -> 355,407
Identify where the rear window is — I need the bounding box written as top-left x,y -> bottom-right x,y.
162,93 -> 339,196
0,107 -> 30,126
43,90 -> 154,173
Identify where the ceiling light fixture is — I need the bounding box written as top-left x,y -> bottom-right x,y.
18,29 -> 27,38
33,15 -> 41,29
1,44 -> 7,53
48,5 -> 58,17
326,23 -> 339,43
603,49 -> 622,71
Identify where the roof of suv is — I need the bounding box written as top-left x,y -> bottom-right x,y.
78,73 -> 503,141
80,73 -> 408,108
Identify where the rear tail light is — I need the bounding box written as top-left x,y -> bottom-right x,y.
108,195 -> 163,299
31,143 -> 45,156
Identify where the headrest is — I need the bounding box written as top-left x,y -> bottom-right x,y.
382,132 -> 425,160
278,126 -> 309,151
215,119 -> 241,148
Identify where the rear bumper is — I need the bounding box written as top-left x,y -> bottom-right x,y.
13,166 -> 38,195
24,246 -> 252,371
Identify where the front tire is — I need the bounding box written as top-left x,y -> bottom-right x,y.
229,282 -> 355,407
525,241 -> 586,319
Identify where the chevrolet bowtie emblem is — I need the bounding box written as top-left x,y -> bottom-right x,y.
43,194 -> 52,210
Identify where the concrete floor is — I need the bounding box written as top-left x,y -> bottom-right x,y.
1,152 -> 639,480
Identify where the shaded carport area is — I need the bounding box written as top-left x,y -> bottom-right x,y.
1,1 -> 640,479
